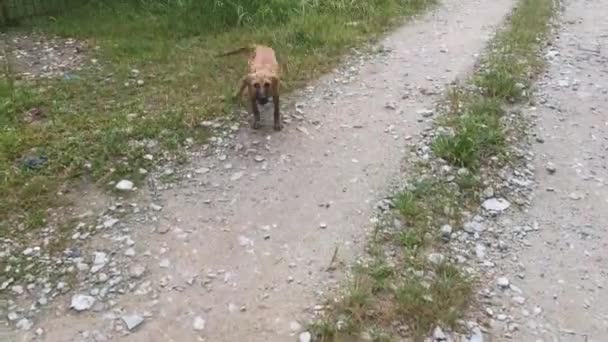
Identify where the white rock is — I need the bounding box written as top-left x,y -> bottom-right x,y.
299,331 -> 312,342
433,326 -> 446,339
103,217 -> 119,229
469,327 -> 484,342
497,277 -> 510,288
11,285 -> 24,295
159,259 -> 170,268
475,244 -> 486,259
115,180 -> 134,191
16,318 -> 33,331
122,314 -> 144,331
192,316 -> 206,331
124,248 -> 136,257
482,198 -> 511,212
149,203 -> 163,211
230,171 -> 244,181
129,264 -> 147,279
427,253 -> 445,265
70,294 -> 96,311
440,224 -> 452,237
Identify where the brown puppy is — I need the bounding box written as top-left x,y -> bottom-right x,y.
219,45 -> 282,131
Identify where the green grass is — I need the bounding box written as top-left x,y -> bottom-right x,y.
0,0 -> 435,232
314,0 -> 556,340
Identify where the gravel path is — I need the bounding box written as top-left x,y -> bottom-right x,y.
487,0 -> 608,340
3,0 -> 517,341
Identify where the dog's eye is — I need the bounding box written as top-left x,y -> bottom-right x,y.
263,82 -> 270,88
253,83 -> 261,88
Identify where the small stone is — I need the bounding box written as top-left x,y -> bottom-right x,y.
115,180 -> 134,191
11,285 -> 24,295
568,192 -> 583,200
103,217 -> 119,229
469,327 -> 484,342
254,155 -> 265,162
124,248 -> 136,257
7,312 -> 19,321
71,294 -> 96,311
417,108 -> 434,117
192,316 -> 206,331
231,171 -> 244,181
512,296 -> 526,305
16,318 -> 33,331
195,167 -> 210,174
136,79 -> 144,86
22,247 -> 34,256
440,224 -> 452,239
150,203 -> 163,211
159,259 -> 170,268
497,277 -> 510,288
385,102 -> 397,110
433,326 -> 446,340
482,198 -> 511,212
129,264 -> 146,279
122,314 -> 145,331
299,331 -> 312,342
475,244 -> 486,260
427,253 -> 445,265
319,222 -> 328,229
545,162 -> 556,174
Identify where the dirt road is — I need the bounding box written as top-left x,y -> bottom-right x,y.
3,0 -> 518,341
486,0 -> 608,341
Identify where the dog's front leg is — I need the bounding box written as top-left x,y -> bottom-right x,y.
273,95 -> 282,131
251,98 -> 261,129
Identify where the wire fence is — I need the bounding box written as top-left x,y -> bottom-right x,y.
0,0 -> 85,25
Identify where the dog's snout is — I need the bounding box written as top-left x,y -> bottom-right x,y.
257,97 -> 269,105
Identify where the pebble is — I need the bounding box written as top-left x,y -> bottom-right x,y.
150,203 -> 163,211
71,294 -> 96,311
482,198 -> 511,212
231,171 -> 244,181
433,326 -> 447,340
497,277 -> 510,288
545,162 -> 556,174
129,264 -> 146,279
440,224 -> 453,239
115,180 -> 134,191
11,285 -> 24,295
319,222 -> 328,229
427,253 -> 445,265
16,318 -> 33,331
192,316 -> 206,331
299,331 -> 312,342
122,313 -> 145,331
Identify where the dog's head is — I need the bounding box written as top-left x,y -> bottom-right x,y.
247,71 -> 278,105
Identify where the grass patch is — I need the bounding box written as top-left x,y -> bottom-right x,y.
0,1 -> 435,231
315,0 -> 555,339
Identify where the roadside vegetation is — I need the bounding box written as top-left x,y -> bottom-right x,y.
312,0 -> 556,340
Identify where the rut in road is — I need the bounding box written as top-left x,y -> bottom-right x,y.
9,0 -> 517,341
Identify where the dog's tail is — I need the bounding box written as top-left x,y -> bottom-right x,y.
216,46 -> 254,57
